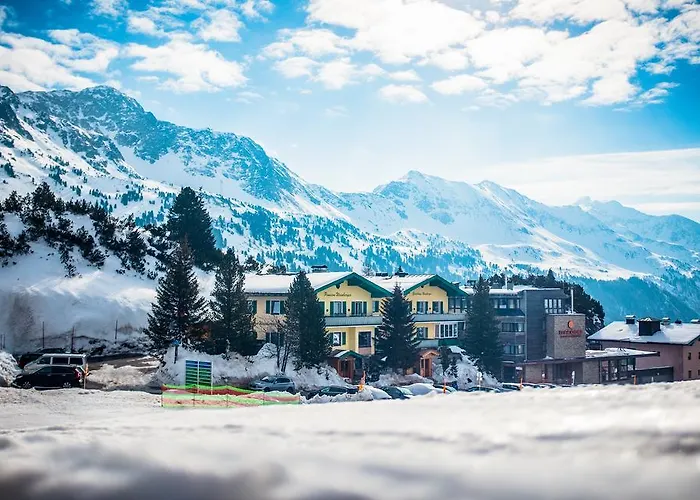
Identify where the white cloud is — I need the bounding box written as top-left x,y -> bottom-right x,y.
235,90 -> 264,104
241,0 -> 274,19
273,57 -> 319,78
125,39 -> 247,92
263,29 -> 350,59
273,56 -> 385,89
431,74 -> 487,94
193,9 -> 243,42
378,84 -> 429,103
127,16 -> 168,37
422,48 -> 471,70
307,0 -> 483,64
325,104 -> 349,117
388,69 -> 422,82
91,0 -> 127,18
509,0 -> 652,25
0,30 -> 119,92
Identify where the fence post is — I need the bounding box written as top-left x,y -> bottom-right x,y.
114,320 -> 118,342
42,322 -> 45,349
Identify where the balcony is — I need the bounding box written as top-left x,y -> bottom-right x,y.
325,315 -> 382,327
413,313 -> 467,322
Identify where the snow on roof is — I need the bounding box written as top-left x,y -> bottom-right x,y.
447,345 -> 465,355
461,285 -> 564,295
589,321 -> 700,346
244,272 -> 352,295
585,348 -> 658,360
369,274 -> 436,292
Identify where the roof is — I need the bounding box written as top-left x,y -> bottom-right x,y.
369,274 -> 467,297
462,285 -> 566,296
589,321 -> 700,346
244,272 -> 390,297
330,349 -> 364,359
584,348 -> 659,360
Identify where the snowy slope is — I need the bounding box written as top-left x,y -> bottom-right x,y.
0,84 -> 699,322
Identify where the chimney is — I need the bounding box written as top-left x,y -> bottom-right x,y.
674,319 -> 683,325
661,317 -> 671,326
395,266 -> 408,278
638,318 -> 661,336
625,315 -> 636,325
375,272 -> 389,277
311,265 -> 328,273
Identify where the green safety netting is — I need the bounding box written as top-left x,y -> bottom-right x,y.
161,385 -> 301,408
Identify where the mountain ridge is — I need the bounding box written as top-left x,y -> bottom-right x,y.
0,84 -> 698,322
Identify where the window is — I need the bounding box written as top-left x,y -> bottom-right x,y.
448,297 -> 468,313
437,323 -> 459,339
53,357 -> 69,365
248,300 -> 257,314
318,301 -> 325,314
517,344 -> 525,355
265,300 -> 285,315
689,370 -> 692,379
432,301 -> 443,314
69,357 -> 83,365
416,301 -> 428,314
351,301 -> 367,316
372,300 -> 380,313
37,357 -> 50,365
358,331 -> 372,348
330,332 -> 347,346
689,352 -> 692,361
330,301 -> 347,317
416,327 -> 429,339
544,298 -> 564,314
501,322 -> 525,333
265,332 -> 284,345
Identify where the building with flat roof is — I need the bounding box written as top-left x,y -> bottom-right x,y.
589,316 -> 700,382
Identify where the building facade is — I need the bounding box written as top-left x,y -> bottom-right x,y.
589,316 -> 700,382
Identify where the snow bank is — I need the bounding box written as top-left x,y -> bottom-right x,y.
432,355 -> 499,390
88,359 -> 159,391
0,351 -> 19,387
372,372 -> 431,387
3,383 -> 700,499
303,387 -> 374,404
157,344 -> 346,389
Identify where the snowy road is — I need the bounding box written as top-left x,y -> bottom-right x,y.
2,383 -> 700,499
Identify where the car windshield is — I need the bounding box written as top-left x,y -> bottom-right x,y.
398,388 -> 412,395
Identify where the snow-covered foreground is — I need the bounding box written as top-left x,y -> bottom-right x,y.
2,383 -> 700,499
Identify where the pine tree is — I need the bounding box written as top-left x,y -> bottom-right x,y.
210,249 -> 257,355
145,240 -> 208,356
125,229 -> 147,273
462,276 -> 503,378
242,255 -> 261,272
375,284 -> 419,373
284,271 -> 330,369
166,187 -> 219,269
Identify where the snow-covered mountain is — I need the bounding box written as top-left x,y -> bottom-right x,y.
0,84 -> 699,325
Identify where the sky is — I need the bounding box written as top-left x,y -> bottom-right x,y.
0,0 -> 698,220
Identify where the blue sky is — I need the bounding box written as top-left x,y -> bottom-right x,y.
0,0 -> 699,219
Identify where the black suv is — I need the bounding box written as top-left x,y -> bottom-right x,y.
13,366 -> 84,389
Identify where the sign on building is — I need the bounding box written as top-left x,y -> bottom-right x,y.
185,360 -> 213,389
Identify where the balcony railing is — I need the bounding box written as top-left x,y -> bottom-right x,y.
325,315 -> 382,327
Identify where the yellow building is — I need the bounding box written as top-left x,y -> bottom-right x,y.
244,271 -> 391,378
244,269 -> 469,379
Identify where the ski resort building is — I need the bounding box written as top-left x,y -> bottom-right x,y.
589,316 -> 700,382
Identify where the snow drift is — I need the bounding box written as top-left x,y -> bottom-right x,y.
0,351 -> 18,387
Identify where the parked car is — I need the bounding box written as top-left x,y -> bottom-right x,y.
248,376 -> 296,393
13,366 -> 84,389
402,383 -> 442,396
317,385 -> 358,397
17,348 -> 68,369
380,386 -> 413,400
433,384 -> 457,393
23,353 -> 88,376
465,386 -> 503,393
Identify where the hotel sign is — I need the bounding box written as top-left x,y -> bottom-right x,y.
559,320 -> 583,338
322,291 -> 352,297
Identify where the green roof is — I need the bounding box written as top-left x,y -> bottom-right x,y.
404,275 -> 468,297
315,272 -> 392,298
